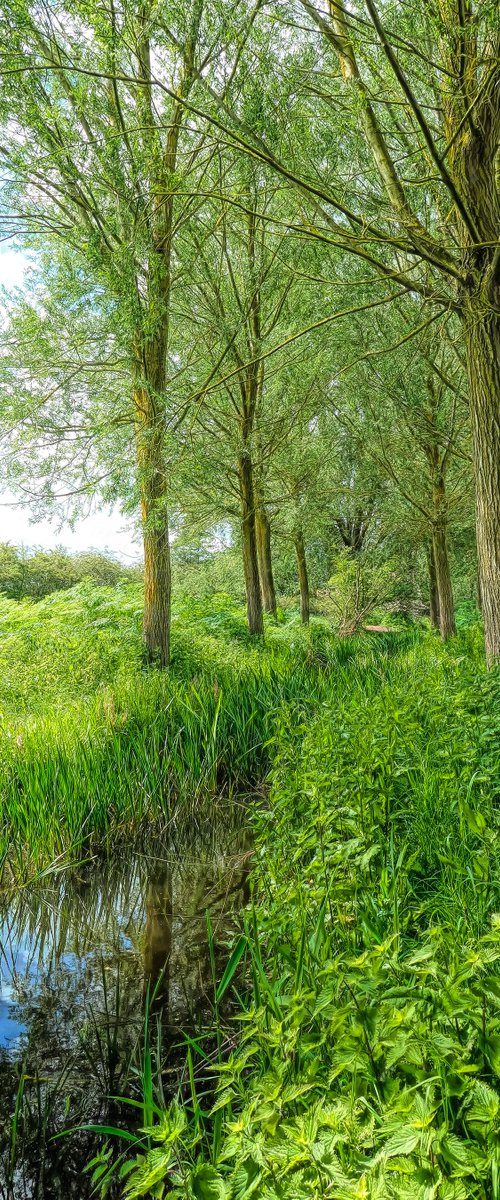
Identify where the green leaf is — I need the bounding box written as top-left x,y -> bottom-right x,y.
482,1036 -> 500,1076
192,1164 -> 230,1200
216,937 -> 248,1003
440,1133 -> 472,1170
382,1127 -> 420,1158
463,803 -> 486,835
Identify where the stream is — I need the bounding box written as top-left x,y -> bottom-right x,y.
0,819 -> 251,1199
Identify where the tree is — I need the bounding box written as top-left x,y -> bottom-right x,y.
333,306 -> 473,638
183,0 -> 499,660
0,0 -> 212,664
169,155 -> 321,633
0,544 -> 134,599
295,0 -> 499,659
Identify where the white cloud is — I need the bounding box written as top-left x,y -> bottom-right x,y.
0,495 -> 142,561
0,248 -> 30,289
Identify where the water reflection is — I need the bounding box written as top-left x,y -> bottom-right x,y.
0,818 -> 250,1199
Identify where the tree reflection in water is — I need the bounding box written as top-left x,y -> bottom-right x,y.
0,816 -> 250,1199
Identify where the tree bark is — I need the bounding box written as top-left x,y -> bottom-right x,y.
432,520 -> 455,640
476,573 -> 483,614
238,452 -> 264,636
426,541 -> 440,630
134,380 -> 171,667
295,530 -> 310,625
426,456 -> 455,640
465,306 -> 500,665
142,503 -> 171,668
255,501 -> 277,616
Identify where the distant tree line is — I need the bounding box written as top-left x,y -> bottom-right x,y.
0,545 -> 138,600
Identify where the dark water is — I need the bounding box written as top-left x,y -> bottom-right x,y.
0,822 -> 251,1199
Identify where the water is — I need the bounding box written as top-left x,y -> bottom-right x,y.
0,821 -> 251,1199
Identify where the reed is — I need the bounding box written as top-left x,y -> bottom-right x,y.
0,583 -> 349,876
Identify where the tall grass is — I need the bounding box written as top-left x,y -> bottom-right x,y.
0,582 -> 487,884
0,583 -> 346,877
107,625 -> 500,1200
5,582 -> 500,1195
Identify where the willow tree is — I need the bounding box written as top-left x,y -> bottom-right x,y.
290,0 -> 500,660
328,297 -> 473,638
184,0 -> 499,660
171,153 -> 316,634
0,0 -> 213,665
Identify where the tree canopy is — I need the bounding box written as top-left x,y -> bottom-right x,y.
0,0 -> 498,659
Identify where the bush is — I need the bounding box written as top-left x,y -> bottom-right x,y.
0,543 -> 138,600
324,549 -> 401,633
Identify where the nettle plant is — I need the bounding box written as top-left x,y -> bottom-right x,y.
107,924 -> 500,1200
89,636 -> 500,1200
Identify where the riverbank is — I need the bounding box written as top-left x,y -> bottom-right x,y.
116,625 -> 500,1200
2,586 -> 499,1197
0,584 -> 330,878
0,583 -> 426,880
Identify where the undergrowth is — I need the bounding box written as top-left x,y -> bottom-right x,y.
0,582 -> 354,876
3,584 -> 500,1196
99,625 -> 500,1200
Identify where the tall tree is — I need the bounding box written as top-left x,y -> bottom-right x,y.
0,0 -> 211,664
171,158 -> 316,633
293,0 -> 499,659
184,0 -> 499,660
345,311 -> 472,639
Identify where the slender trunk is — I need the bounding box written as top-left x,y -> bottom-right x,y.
142,500 -> 171,668
427,541 -> 440,630
238,452 -> 264,636
432,519 -> 455,639
428,462 -> 455,640
255,501 -> 277,617
134,381 -> 171,667
465,306 -> 500,665
295,530 -> 310,625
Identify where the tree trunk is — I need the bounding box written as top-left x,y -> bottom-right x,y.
476,573 -> 483,613
142,501 -> 171,668
426,541 -> 440,630
432,520 -> 455,639
295,530 -> 310,625
135,382 -> 171,667
238,452 -> 264,636
255,501 -> 277,617
427,462 -> 456,640
465,307 -> 500,666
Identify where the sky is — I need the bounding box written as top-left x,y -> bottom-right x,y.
0,247 -> 142,561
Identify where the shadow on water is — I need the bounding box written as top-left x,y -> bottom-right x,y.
0,812 -> 251,1199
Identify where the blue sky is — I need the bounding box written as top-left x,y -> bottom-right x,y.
0,248 -> 141,560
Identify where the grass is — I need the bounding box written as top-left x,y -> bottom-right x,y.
3,583 -> 500,1196
91,614 -> 500,1200
0,584 -> 488,889
0,582 -> 344,878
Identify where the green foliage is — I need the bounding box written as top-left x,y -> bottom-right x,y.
326,549 -> 401,633
0,582 -> 336,877
1,580 -> 499,1197
0,544 -> 138,600
117,629 -> 500,1199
